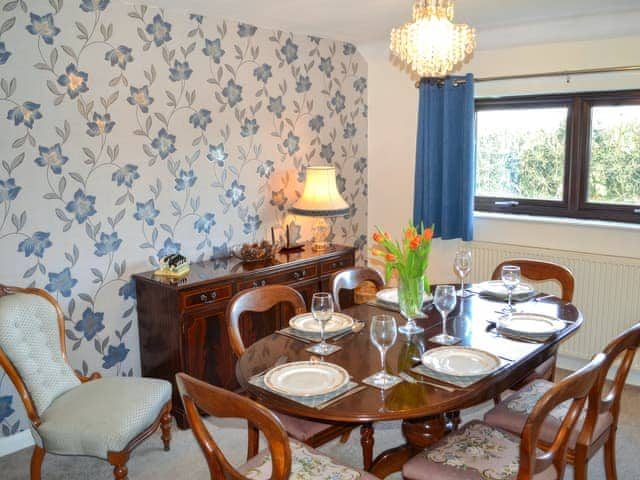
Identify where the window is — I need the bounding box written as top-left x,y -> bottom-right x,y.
475,91 -> 640,223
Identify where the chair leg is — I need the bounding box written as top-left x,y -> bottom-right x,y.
30,446 -> 45,480
604,432 -> 618,480
108,451 -> 130,480
574,456 -> 588,480
247,420 -> 260,460
160,407 -> 172,451
339,430 -> 351,443
493,394 -> 501,406
360,423 -> 374,471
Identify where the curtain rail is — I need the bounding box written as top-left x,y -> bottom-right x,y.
415,65 -> 640,87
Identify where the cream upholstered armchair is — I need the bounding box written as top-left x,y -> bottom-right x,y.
0,285 -> 172,480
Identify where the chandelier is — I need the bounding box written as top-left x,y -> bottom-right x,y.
390,0 -> 476,78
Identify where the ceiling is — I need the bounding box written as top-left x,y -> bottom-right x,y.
135,0 -> 640,47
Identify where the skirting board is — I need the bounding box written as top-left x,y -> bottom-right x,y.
558,354 -> 640,386
0,430 -> 33,457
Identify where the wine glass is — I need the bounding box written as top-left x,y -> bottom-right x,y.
306,292 -> 341,355
454,249 -> 472,297
429,285 -> 460,345
501,265 -> 521,313
369,314 -> 399,387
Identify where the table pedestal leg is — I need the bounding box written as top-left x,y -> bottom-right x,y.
369,414 -> 450,478
360,423 -> 374,470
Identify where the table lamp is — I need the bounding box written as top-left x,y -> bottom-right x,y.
289,166 -> 350,251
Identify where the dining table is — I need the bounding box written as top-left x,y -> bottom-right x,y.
236,286 -> 583,478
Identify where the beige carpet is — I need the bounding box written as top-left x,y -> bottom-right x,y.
2,378 -> 639,479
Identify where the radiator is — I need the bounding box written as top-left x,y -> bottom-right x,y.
468,241 -> 640,370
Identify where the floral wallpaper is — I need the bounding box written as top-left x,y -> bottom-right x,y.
0,1 -> 367,437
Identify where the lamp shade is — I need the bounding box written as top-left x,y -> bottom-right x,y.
290,166 -> 350,217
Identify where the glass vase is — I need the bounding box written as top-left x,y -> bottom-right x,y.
398,275 -> 425,334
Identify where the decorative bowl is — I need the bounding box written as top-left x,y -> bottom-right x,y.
231,241 -> 281,262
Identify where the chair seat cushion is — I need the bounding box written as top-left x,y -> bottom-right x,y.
274,411 -> 337,441
32,377 -> 171,459
239,439 -> 376,479
483,379 -> 613,448
402,421 -> 557,480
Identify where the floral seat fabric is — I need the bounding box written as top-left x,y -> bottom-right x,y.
402,421 -> 557,480
483,379 -> 613,447
274,411 -> 336,441
239,439 -> 376,480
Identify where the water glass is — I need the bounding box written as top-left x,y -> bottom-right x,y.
306,292 -> 341,355
429,285 -> 460,345
454,249 -> 472,297
369,315 -> 399,387
501,265 -> 521,313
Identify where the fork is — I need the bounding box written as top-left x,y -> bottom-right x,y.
398,372 -> 457,392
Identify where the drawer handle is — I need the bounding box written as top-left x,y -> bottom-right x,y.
252,280 -> 267,288
199,294 -> 214,304
293,271 -> 301,280
332,261 -> 344,269
210,291 -> 217,300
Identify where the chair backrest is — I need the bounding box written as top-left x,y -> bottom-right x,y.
518,353 -> 605,479
330,267 -> 385,311
577,322 -> 640,447
0,285 -> 80,422
176,372 -> 291,480
491,259 -> 575,302
225,285 -> 306,358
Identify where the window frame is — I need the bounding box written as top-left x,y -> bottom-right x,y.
474,90 -> 640,224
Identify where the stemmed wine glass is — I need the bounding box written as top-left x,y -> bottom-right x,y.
429,285 -> 460,345
369,314 -> 399,387
454,249 -> 472,297
306,292 -> 341,355
500,265 -> 521,313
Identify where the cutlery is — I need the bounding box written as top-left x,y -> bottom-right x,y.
399,372 -> 457,392
330,320 -> 366,342
276,330 -> 313,344
315,385 -> 367,409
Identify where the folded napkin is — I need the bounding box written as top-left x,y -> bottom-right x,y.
473,281 -> 537,303
411,356 -> 511,388
278,326 -> 352,342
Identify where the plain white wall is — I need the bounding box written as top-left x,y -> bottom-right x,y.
360,34 -> 640,282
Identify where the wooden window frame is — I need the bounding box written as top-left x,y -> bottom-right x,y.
475,90 -> 640,224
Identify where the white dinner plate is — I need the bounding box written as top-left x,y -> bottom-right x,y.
264,361 -> 349,396
376,288 -> 433,305
289,312 -> 354,334
421,347 -> 501,377
500,313 -> 565,337
477,280 -> 534,298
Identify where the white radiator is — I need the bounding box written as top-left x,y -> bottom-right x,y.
468,241 -> 640,370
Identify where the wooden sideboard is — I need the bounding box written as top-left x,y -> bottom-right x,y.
133,244 -> 355,427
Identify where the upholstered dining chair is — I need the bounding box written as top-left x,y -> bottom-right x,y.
403,353 -> 605,480
225,284 -> 357,461
0,285 -> 172,480
492,259 -> 575,385
330,266 -> 385,311
176,372 -> 377,480
483,322 -> 640,480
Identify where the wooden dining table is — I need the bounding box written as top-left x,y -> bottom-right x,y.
237,288 -> 583,478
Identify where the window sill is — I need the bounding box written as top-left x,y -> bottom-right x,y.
473,211 -> 640,233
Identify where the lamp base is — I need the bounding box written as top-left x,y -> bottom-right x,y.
311,217 -> 333,251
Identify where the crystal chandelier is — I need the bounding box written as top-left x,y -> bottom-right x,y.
390,0 -> 476,78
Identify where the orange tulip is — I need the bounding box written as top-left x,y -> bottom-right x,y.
409,236 -> 421,250
405,228 -> 416,240
371,248 -> 384,257
384,232 -> 391,240
385,253 -> 397,262
372,232 -> 383,243
423,228 -> 433,241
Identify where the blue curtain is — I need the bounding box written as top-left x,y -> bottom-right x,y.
413,74 -> 475,241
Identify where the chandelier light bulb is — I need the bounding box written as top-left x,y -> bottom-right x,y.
390,0 -> 476,78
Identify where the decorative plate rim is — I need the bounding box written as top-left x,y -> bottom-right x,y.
421,346 -> 502,377
289,312 -> 354,333
263,361 -> 350,397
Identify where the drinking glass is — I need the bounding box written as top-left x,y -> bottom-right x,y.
501,265 -> 521,313
429,285 -> 460,345
306,292 -> 341,355
454,249 -> 472,297
369,314 -> 399,387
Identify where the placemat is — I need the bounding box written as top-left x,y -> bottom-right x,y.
411,357 -> 511,388
249,374 -> 361,409
278,326 -> 352,343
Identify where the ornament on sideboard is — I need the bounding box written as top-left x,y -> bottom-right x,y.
154,253 -> 190,277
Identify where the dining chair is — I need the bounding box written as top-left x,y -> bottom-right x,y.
330,266 -> 385,311
492,258 -> 575,385
225,284 -> 356,460
483,322 -> 640,480
0,285 -> 172,480
175,372 -> 377,480
403,352 -> 605,480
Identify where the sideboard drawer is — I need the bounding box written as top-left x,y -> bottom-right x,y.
320,256 -> 353,274
238,264 -> 318,290
180,284 -> 233,310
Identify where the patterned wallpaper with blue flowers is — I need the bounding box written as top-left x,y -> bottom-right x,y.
0,0 -> 367,437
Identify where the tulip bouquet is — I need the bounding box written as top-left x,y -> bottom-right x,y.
371,222 -> 433,333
